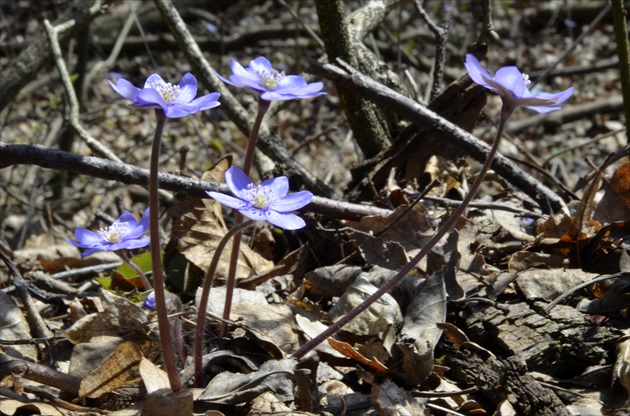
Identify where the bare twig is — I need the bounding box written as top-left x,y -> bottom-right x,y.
151,0 -> 336,199
611,0 -> 630,146
309,60 -> 568,214
43,19 -> 122,163
531,3 -> 612,89
412,0 -> 449,101
0,142 -> 393,221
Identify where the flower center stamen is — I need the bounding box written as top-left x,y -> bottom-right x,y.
246,184 -> 277,209
522,73 -> 531,87
97,223 -> 130,243
153,80 -> 181,103
258,68 -> 285,91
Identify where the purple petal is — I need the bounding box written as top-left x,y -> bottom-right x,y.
275,75 -> 308,92
72,228 -> 103,246
271,191 -> 313,212
189,92 -> 221,112
109,78 -> 141,101
238,206 -> 269,222
176,73 -> 198,103
139,208 -> 150,232
225,166 -> 252,199
116,236 -> 150,250
144,74 -> 165,89
464,54 -> 494,89
206,191 -> 245,210
494,66 -> 525,98
80,248 -> 102,257
266,211 -> 306,230
230,60 -> 260,84
249,56 -> 274,73
163,104 -> 196,118
260,176 -> 289,198
136,88 -> 168,110
214,69 -> 239,87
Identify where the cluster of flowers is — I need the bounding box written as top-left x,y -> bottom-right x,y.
70,57 -> 325,256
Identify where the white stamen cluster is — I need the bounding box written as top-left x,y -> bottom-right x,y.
245,184 -> 277,209
97,222 -> 130,243
153,81 -> 181,103
522,73 -> 531,87
258,69 -> 285,91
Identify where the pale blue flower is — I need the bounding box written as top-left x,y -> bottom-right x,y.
109,73 -> 220,118
67,209 -> 150,256
464,54 -> 574,114
215,56 -> 326,101
206,167 -> 312,230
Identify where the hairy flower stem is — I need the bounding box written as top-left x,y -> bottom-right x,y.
292,111 -> 511,360
194,220 -> 255,387
149,111 -> 181,391
220,99 -> 271,337
114,250 -> 152,290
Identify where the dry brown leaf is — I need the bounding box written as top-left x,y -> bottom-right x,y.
613,335 -> 630,408
141,389 -> 194,416
170,196 -> 273,281
328,338 -> 389,375
344,205 -> 435,259
77,341 -> 143,399
0,399 -> 67,416
139,357 -> 170,394
372,378 -> 427,416
0,292 -> 38,361
64,289 -> 148,344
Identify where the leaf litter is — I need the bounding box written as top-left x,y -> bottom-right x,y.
1,1 -> 629,415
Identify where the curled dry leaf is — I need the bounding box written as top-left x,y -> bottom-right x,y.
613,334 -> 630,408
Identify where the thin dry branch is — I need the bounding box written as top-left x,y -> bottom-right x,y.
151,0 -> 336,199
310,59 -> 569,214
0,142 -> 392,221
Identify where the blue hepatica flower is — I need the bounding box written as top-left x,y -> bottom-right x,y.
143,291 -> 157,311
464,54 -> 574,115
67,209 -> 150,256
207,167 -> 313,230
109,73 -> 220,118
215,56 -> 326,101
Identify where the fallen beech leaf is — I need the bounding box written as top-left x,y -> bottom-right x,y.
198,358 -> 297,404
437,322 -> 470,347
141,389 -> 193,416
372,378 -> 427,415
64,289 -> 148,344
78,341 -> 143,399
0,292 -> 38,361
0,400 -> 66,416
613,335 -> 630,403
328,275 -> 402,352
139,357 -> 171,394
327,338 -> 388,375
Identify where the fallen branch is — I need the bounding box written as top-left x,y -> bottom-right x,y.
0,142 -> 391,221
310,59 -> 568,214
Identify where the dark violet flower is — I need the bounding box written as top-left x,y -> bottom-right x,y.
67,209 -> 150,256
206,166 -> 313,230
203,22 -> 218,33
215,56 -> 326,101
143,291 -> 157,311
464,54 -> 574,116
109,73 -> 220,118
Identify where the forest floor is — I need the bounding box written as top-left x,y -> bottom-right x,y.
1,0 -> 629,415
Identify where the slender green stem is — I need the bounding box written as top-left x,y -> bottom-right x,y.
114,250 -> 152,290
194,220 -> 254,387
611,0 -> 630,146
292,112 -> 511,360
149,111 -> 181,391
220,98 -> 271,337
